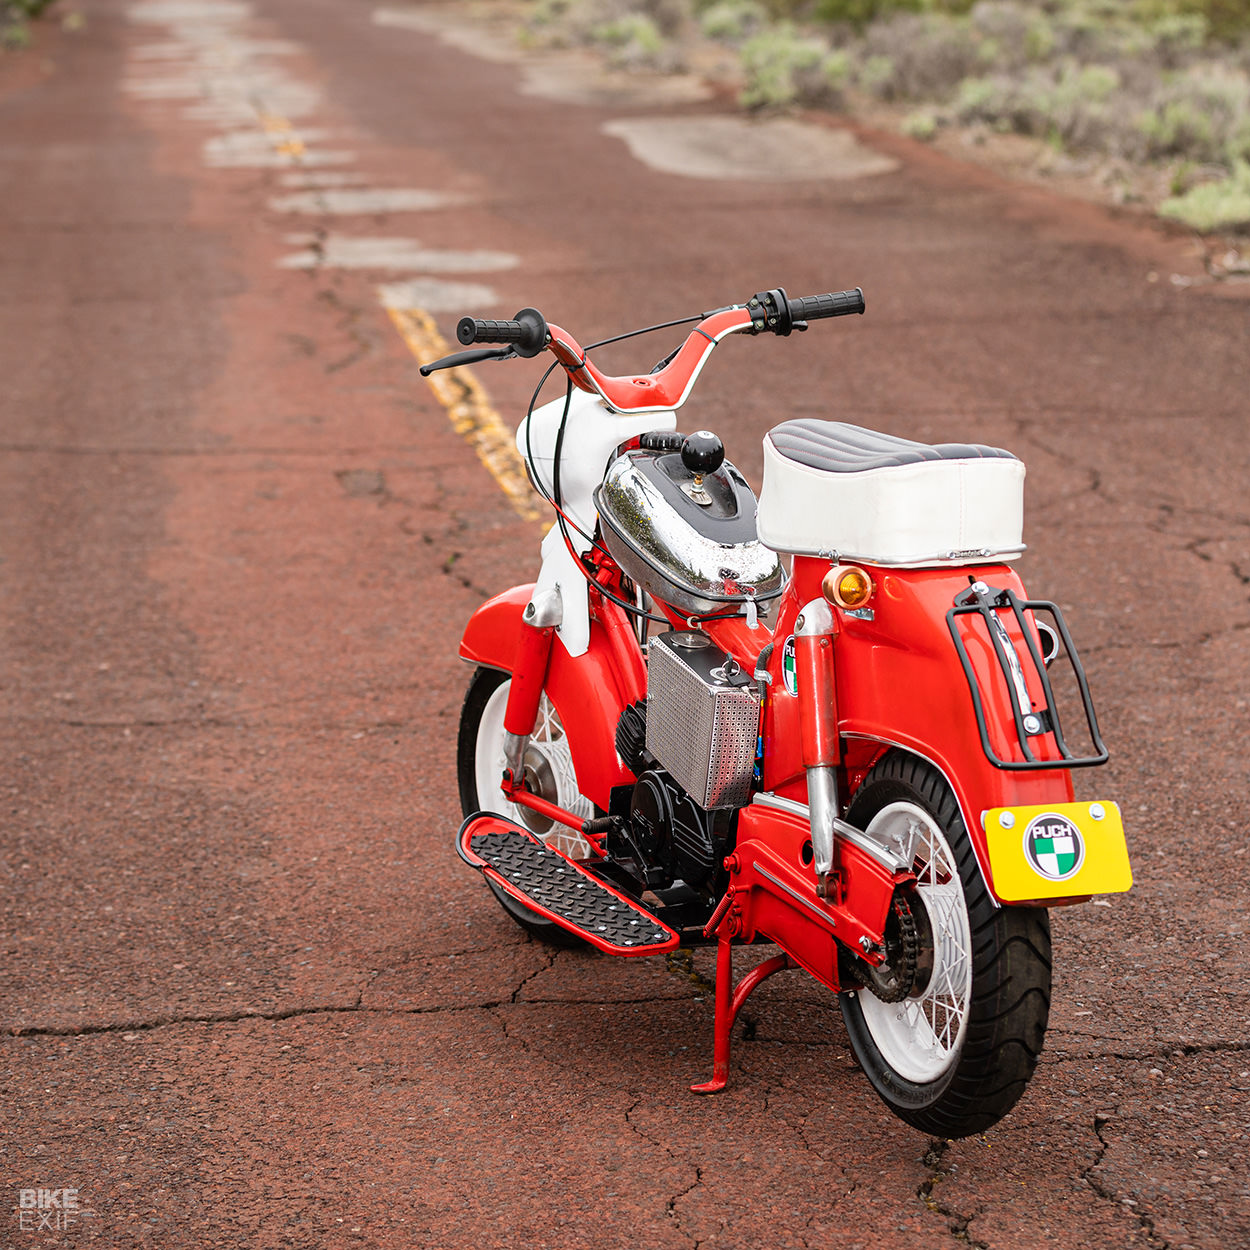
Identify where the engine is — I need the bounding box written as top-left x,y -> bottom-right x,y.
609,629 -> 760,892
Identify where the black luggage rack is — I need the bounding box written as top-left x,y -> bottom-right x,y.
947,582 -> 1109,771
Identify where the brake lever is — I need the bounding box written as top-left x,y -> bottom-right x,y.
418,345 -> 518,376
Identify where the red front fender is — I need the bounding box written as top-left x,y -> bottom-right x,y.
459,585 -> 645,809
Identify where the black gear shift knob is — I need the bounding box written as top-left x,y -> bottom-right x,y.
681,430 -> 724,477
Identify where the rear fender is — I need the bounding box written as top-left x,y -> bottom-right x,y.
459,585 -> 643,809
766,563 -> 1079,905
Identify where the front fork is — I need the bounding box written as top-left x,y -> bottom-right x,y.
500,588 -> 563,782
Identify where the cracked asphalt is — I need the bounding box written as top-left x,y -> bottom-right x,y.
2,2 -> 1248,1247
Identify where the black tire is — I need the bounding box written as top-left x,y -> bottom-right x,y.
839,752 -> 1052,1138
456,666 -> 587,948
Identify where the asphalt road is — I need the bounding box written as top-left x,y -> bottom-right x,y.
2,2 -> 1248,1247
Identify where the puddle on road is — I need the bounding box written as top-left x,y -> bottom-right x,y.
602,116 -> 898,182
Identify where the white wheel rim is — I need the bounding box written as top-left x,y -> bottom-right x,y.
474,679 -> 593,860
856,801 -> 973,1085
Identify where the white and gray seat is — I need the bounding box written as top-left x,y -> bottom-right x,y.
756,419 -> 1026,566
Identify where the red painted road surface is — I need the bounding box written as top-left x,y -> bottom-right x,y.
2,2 -> 1248,1247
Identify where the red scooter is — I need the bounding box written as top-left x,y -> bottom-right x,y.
421,288 -> 1132,1137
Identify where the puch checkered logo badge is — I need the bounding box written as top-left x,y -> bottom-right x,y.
1023,813 -> 1085,881
782,636 -> 798,696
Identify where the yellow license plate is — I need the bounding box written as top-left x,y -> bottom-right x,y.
982,801 -> 1132,903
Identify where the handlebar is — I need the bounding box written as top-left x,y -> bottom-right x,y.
423,284 -> 865,413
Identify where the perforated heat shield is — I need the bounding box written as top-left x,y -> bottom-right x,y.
645,631 -> 760,810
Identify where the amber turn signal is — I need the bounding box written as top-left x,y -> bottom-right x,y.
822,564 -> 874,610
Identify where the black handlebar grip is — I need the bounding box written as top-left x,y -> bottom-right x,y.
457,317 -> 521,344
456,306 -> 548,358
788,288 -> 865,321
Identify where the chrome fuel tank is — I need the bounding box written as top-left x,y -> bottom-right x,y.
594,449 -> 783,617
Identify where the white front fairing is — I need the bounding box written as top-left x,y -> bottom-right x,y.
518,389 -> 676,657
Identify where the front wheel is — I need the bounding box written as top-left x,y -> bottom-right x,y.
456,666 -> 594,946
840,752 -> 1052,1138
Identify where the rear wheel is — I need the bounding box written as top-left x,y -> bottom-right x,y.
840,752 -> 1052,1138
457,666 -> 594,946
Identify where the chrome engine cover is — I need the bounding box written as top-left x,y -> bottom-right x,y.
594,450 -> 783,617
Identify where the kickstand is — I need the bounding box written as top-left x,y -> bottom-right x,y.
691,938 -> 795,1094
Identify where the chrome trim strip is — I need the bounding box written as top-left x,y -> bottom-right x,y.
753,862 -> 836,931
752,791 -> 807,819
840,734 -> 1000,907
751,792 -> 909,875
762,545 -> 1028,566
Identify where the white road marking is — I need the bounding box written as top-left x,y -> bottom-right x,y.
277,171 -> 368,188
130,37 -> 299,59
129,1 -> 251,22
204,130 -> 356,168
279,235 -> 518,272
267,188 -> 467,215
128,0 -> 536,524
378,278 -> 502,312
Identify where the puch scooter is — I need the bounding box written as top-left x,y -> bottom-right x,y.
420,288 -> 1133,1138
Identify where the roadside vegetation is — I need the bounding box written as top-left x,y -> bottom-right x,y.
1,0 -> 66,50
523,0 -> 1250,232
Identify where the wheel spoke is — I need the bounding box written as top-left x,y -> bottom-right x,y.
857,799 -> 973,1084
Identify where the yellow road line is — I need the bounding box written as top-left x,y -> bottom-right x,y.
252,104 -> 538,521
386,306 -> 544,524
255,110 -> 306,157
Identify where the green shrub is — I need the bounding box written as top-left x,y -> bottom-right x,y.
858,52 -> 896,95
955,73 -> 1005,120
1174,0 -> 1250,43
1138,66 -> 1250,161
1158,159 -> 1250,228
530,0 -> 574,26
740,24 -> 845,107
823,47 -> 853,89
700,0 -> 767,40
956,61 -> 1126,149
8,0 -> 59,15
592,11 -> 668,63
860,13 -> 985,99
1024,12 -> 1057,61
1139,96 -> 1220,157
1150,11 -> 1210,61
901,108 -> 940,138
1229,112 -> 1250,158
812,0 -> 923,29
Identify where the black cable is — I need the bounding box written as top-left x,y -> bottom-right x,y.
583,313 -> 703,352
547,377 -> 669,625
518,307 -> 749,627
521,364 -> 609,554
